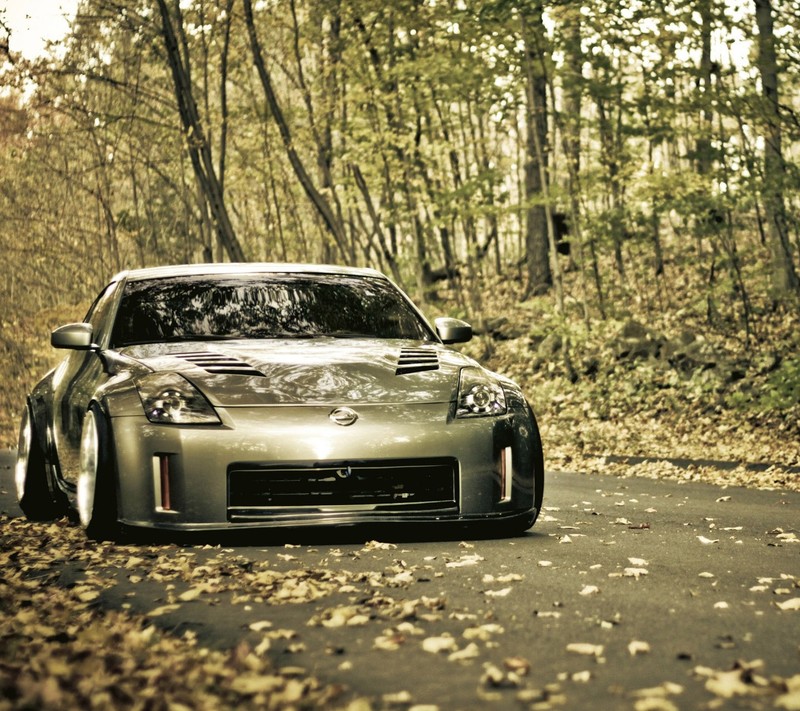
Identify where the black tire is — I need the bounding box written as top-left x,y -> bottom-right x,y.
486,404 -> 545,538
527,402 -> 545,526
77,404 -> 120,541
15,404 -> 66,521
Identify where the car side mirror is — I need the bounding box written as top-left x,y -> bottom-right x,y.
435,317 -> 472,344
51,323 -> 95,350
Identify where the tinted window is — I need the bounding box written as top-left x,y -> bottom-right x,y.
110,274 -> 433,346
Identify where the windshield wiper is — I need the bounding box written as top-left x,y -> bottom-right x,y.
324,331 -> 372,339
123,334 -> 244,345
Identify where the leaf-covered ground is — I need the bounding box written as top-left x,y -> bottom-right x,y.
3,490 -> 800,711
0,517 -> 356,711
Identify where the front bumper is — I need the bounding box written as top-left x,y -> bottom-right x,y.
109,402 -> 538,530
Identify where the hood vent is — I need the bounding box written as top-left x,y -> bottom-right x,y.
174,351 -> 265,377
396,348 -> 439,376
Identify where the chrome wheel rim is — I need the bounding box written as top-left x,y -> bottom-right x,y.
77,410 -> 99,528
14,407 -> 32,501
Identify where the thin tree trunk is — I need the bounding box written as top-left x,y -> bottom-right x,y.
351,163 -> 403,284
156,0 -> 245,262
696,0 -> 714,179
754,0 -> 799,300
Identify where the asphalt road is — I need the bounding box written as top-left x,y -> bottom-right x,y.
2,448 -> 799,710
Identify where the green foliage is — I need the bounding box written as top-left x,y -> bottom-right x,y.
727,357 -> 800,414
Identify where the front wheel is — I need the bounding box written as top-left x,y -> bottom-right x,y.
77,404 -> 120,541
15,404 -> 66,521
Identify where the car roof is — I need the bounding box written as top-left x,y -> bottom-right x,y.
111,263 -> 387,283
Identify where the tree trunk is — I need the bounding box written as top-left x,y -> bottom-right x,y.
696,0 -> 714,179
754,0 -> 799,299
156,0 -> 245,262
521,3 -> 551,296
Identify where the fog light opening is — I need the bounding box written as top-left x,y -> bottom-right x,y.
153,454 -> 176,513
499,446 -> 513,503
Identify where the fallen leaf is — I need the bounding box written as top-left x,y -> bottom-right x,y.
697,536 -> 719,545
631,681 -> 684,699
374,632 -> 405,651
75,589 -> 100,603
449,643 -> 480,662
382,691 -> 413,704
776,598 -> 800,611
446,554 -> 484,568
422,635 -> 457,654
229,675 -> 284,695
694,660 -> 768,699
147,604 -> 181,617
463,624 -> 504,641
249,620 -> 273,632
254,637 -> 271,655
534,610 -> 561,619
775,675 -> 800,710
178,586 -> 204,602
310,605 -> 369,628
483,573 -> 523,583
504,657 -> 531,675
566,643 -> 604,657
481,662 -> 522,688
628,640 -> 651,656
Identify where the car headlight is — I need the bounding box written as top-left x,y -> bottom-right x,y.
456,367 -> 507,418
135,373 -> 220,424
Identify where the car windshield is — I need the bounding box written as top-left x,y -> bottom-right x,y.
110,273 -> 434,347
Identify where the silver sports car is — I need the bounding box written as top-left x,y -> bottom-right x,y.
16,264 -> 544,539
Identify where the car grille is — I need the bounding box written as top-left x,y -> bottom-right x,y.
227,458 -> 458,520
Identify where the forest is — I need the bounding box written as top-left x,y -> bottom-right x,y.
0,0 -> 798,479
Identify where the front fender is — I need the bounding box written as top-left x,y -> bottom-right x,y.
27,370 -> 58,464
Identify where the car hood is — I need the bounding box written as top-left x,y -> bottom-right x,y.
120,339 -> 474,406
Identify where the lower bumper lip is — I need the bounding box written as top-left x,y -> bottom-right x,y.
120,508 -> 538,531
